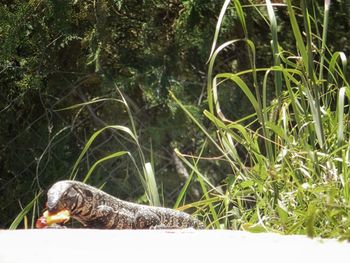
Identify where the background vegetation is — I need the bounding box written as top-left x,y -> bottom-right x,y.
1,0 -> 350,238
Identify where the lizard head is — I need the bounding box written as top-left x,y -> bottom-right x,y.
47,180 -> 82,213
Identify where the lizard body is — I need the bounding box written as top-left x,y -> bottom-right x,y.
47,180 -> 204,229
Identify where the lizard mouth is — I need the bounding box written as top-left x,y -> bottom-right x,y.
36,209 -> 71,228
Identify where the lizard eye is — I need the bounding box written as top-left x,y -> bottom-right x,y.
59,187 -> 79,209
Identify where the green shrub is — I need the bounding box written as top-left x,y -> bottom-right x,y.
174,0 -> 350,237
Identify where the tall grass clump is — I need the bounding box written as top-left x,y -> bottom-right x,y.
66,87 -> 161,207
174,0 -> 350,238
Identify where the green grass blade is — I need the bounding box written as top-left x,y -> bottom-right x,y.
301,0 -> 316,80
318,0 -> 330,81
303,83 -> 325,149
215,73 -> 259,113
233,0 -> 248,37
55,98 -> 124,112
337,87 -> 346,147
170,91 -> 225,155
173,170 -> 194,209
286,0 -> 308,72
266,0 -> 282,98
329,51 -> 348,86
207,0 -> 231,62
9,192 -> 42,229
82,151 -> 129,183
196,171 -> 221,229
144,162 -> 160,206
70,125 -> 137,180
265,121 -> 291,143
174,149 -> 220,195
174,140 -> 207,209
207,39 -> 242,114
174,148 -> 223,228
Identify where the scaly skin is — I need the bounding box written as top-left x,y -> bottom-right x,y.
47,180 -> 204,229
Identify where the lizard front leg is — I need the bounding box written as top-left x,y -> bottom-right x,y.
134,210 -> 163,229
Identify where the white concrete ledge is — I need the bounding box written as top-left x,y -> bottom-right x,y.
0,229 -> 349,263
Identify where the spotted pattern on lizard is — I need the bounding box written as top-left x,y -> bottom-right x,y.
47,180 -> 204,229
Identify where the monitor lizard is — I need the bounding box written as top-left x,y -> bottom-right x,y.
46,180 -> 204,229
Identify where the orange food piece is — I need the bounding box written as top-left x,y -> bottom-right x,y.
36,210 -> 70,228
36,216 -> 47,228
44,210 -> 70,225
